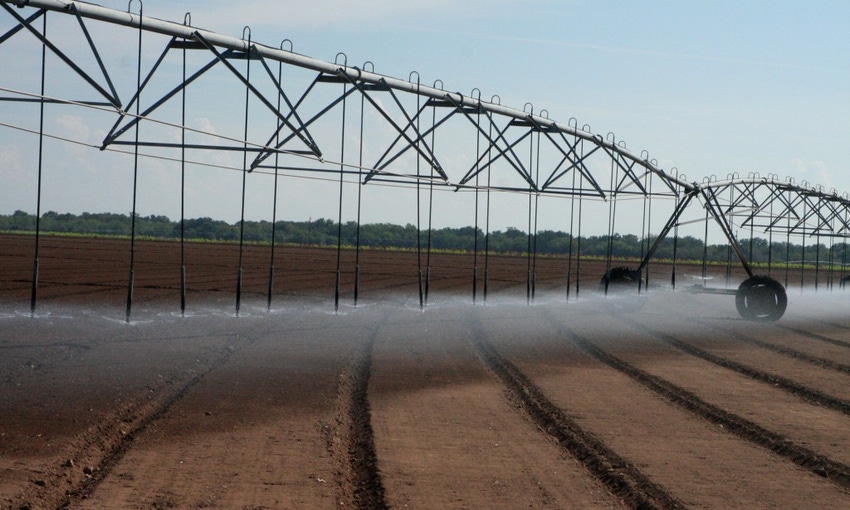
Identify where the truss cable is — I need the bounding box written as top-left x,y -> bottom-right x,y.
125,1 -> 143,323
235,27 -> 252,317
334,53 -> 348,314
29,11 -> 47,317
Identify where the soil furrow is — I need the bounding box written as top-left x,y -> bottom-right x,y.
13,339 -> 249,510
693,318 -> 850,375
776,324 -> 850,350
624,318 -> 850,417
470,332 -> 685,510
548,314 -> 850,491
330,317 -> 388,510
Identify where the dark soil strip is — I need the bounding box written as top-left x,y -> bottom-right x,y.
624,318 -> 850,417
776,324 -> 850,350
470,331 -> 686,510
546,313 -> 850,492
693,318 -> 850,376
14,337 -> 249,510
329,323 -> 388,510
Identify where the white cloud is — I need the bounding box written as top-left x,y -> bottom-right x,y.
793,158 -> 835,192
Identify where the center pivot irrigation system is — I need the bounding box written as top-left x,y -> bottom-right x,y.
2,0 -> 849,321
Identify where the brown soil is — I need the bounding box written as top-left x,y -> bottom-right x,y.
2,233 -> 850,509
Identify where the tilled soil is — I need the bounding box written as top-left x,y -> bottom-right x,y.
2,234 -> 850,509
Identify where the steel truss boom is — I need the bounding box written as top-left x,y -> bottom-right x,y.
3,0 -> 691,198
3,0 -> 848,232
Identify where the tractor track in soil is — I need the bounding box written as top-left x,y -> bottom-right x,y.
10,334 -> 253,510
622,318 -> 850,417
542,310 -> 850,492
469,321 -> 685,510
328,312 -> 389,510
692,318 -> 850,376
775,324 -> 850,350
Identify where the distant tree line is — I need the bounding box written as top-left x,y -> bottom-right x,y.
1,210 -> 847,265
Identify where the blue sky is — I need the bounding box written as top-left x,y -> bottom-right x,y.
140,0 -> 848,183
1,0 -> 848,235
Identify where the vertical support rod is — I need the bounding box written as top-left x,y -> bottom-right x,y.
334,68 -> 348,314
236,35 -> 252,317
815,233 -> 821,293
483,110 -> 493,304
267,44 -> 284,312
414,79 -> 424,310
353,79 -> 365,307
565,145 -> 577,302
30,12 -> 48,317
701,206 -> 709,280
126,4 -> 143,323
179,27 -> 187,315
471,95 -> 481,304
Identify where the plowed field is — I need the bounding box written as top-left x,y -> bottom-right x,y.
2,234 -> 850,509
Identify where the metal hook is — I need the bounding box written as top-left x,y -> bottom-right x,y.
606,132 -> 616,143
363,61 -> 374,73
408,71 -> 420,85
470,87 -> 481,101
568,117 -> 578,128
242,25 -> 251,41
128,0 -> 142,15
183,12 -> 191,26
523,102 -> 533,115
641,150 -> 649,161
582,124 -> 592,132
280,39 -> 293,52
490,94 -> 500,105
335,52 -> 347,66
540,109 -> 549,119
433,79 -> 444,89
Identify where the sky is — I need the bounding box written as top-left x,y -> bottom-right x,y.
0,0 -> 848,237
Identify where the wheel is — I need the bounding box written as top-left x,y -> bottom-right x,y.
599,266 -> 643,293
735,275 -> 787,321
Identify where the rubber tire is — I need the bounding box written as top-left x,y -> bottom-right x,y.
735,275 -> 787,322
599,267 -> 642,293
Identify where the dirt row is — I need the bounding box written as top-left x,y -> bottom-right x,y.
3,235 -> 850,508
